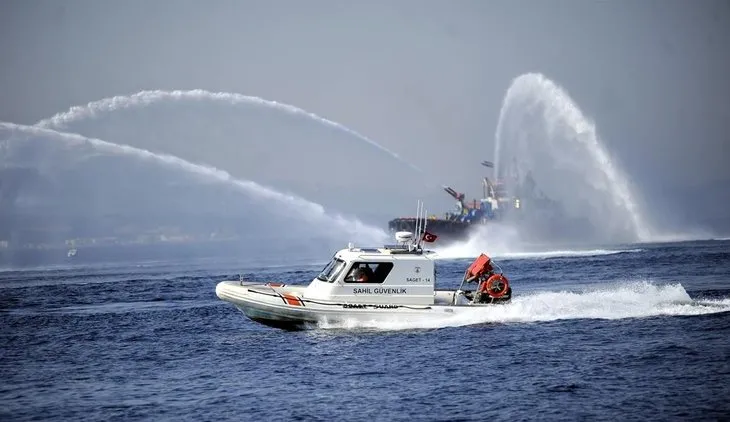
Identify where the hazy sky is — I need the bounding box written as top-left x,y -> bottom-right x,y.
2,0 -> 729,233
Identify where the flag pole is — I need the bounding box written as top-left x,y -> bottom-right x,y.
422,208 -> 428,250
423,209 -> 428,237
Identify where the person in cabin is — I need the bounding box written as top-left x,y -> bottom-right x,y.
352,267 -> 370,283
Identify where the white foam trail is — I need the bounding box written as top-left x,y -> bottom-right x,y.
429,225 -> 641,260
496,249 -> 643,260
429,224 -> 522,259
0,122 -> 389,245
493,72 -> 650,242
320,281 -> 730,331
33,89 -> 423,175
641,230 -> 718,243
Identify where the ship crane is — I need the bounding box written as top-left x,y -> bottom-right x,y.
443,186 -> 466,209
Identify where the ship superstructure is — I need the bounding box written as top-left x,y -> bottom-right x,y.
387,161 -> 523,244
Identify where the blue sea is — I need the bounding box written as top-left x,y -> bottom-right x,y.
2,239 -> 729,421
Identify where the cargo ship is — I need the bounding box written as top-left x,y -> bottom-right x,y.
387,160 -> 525,245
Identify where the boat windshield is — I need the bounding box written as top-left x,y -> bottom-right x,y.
317,257 -> 347,282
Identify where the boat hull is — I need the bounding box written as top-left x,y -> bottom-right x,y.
216,280 -> 510,330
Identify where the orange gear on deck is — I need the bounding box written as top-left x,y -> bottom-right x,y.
466,253 -> 494,281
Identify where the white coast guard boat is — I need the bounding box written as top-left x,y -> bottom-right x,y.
216,203 -> 512,330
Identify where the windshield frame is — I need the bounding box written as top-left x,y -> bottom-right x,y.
316,257 -> 347,283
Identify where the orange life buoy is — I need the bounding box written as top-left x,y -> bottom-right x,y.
478,274 -> 510,298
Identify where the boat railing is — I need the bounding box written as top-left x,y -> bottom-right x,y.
383,244 -> 409,250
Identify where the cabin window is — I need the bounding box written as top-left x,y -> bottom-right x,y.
343,262 -> 394,284
317,257 -> 346,283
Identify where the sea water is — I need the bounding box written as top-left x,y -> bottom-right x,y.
2,239 -> 728,421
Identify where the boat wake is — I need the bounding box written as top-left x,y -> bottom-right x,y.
318,280 -> 730,331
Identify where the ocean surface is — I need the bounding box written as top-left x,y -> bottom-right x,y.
2,239 -> 729,421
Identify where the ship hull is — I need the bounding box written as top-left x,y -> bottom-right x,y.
387,217 -> 481,245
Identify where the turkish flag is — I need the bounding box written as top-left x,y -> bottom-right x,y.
422,231 -> 438,243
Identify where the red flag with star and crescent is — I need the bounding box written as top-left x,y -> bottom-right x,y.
422,231 -> 438,243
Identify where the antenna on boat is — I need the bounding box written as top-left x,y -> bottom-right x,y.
411,200 -> 425,251
418,208 -> 428,249
412,200 -> 429,250
412,200 -> 419,251
413,201 -> 418,246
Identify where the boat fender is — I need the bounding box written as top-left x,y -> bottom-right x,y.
479,274 -> 510,298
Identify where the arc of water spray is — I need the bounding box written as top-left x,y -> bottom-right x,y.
493,72 -> 650,241
33,89 -> 431,177
0,122 -> 389,243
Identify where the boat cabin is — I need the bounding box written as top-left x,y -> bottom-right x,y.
303,242 -> 437,306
